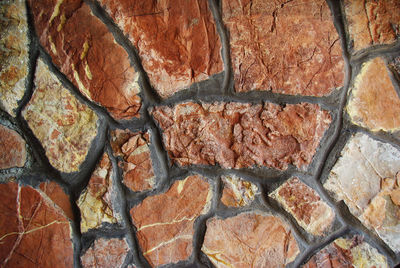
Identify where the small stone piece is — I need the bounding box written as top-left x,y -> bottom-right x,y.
81,238 -> 129,268
151,102 -> 331,170
270,177 -> 334,236
202,212 -> 299,267
22,60 -> 98,173
130,175 -> 211,267
111,129 -> 155,192
0,124 -> 26,169
221,175 -> 259,207
325,133 -> 400,252
99,0 -> 223,98
344,0 -> 400,51
0,0 -> 29,116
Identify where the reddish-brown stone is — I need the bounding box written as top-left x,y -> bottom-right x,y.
0,124 -> 26,169
99,0 -> 223,98
130,175 -> 211,267
39,181 -> 74,221
28,1 -> 141,119
222,0 -> 344,96
151,102 -> 331,170
81,238 -> 129,268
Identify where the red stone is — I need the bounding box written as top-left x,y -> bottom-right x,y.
81,238 -> 129,268
0,124 -> 26,169
39,181 -> 74,221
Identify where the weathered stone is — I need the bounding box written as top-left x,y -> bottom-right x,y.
0,124 -> 26,169
202,212 -> 299,267
0,182 -> 73,267
22,60 -> 98,173
28,1 -> 141,120
99,0 -> 223,98
111,129 -> 155,192
0,0 -> 29,116
347,57 -> 400,132
325,133 -> 400,252
303,236 -> 388,268
222,0 -> 344,96
151,102 -> 331,170
270,177 -> 334,236
130,175 -> 211,267
81,238 -> 129,268
344,0 -> 400,51
39,181 -> 74,221
221,175 -> 259,207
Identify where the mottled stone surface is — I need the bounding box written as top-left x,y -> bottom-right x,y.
344,0 -> 400,51
202,212 -> 299,267
0,124 -> 26,169
81,238 -> 129,268
325,133 -> 400,252
221,175 -> 259,207
0,182 -> 73,267
130,175 -> 211,267
270,177 -> 334,236
22,60 -> 98,173
222,0 -> 344,96
28,1 -> 141,119
151,102 -> 331,170
303,236 -> 388,268
111,129 -> 155,192
347,57 -> 400,132
0,0 -> 29,116
99,0 -> 223,98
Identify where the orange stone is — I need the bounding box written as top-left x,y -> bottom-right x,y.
0,124 -> 26,169
81,238 -> 129,268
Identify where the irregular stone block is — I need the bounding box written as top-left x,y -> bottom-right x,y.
202,212 -> 299,267
0,124 -> 26,169
81,238 -> 129,268
22,60 -> 98,173
130,175 -> 211,267
99,0 -> 223,98
222,0 -> 344,96
221,175 -> 259,207
28,1 -> 141,119
151,102 -> 331,170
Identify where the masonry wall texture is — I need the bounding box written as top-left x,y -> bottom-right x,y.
1,0 -> 400,267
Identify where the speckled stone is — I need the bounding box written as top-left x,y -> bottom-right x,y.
0,124 -> 26,169
221,175 -> 259,207
81,238 -> 129,268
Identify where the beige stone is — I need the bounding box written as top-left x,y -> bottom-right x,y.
221,175 -> 259,207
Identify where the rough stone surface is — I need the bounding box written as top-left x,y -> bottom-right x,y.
130,175 -> 211,267
347,57 -> 400,132
344,0 -> 400,51
28,1 -> 141,119
22,60 -> 98,173
303,236 -> 388,268
325,133 -> 400,252
81,238 -> 129,268
0,124 -> 26,169
111,129 -> 155,192
0,182 -> 73,267
151,102 -> 331,170
202,212 -> 299,267
270,177 -> 334,236
222,0 -> 344,96
221,175 -> 259,207
0,0 -> 29,116
99,0 -> 223,98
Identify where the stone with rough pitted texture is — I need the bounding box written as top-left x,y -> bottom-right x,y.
0,124 -> 26,169
221,175 -> 259,207
81,238 -> 129,268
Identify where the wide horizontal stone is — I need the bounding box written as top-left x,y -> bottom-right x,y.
221,175 -> 259,207
28,1 -> 141,119
151,102 -> 331,170
22,60 -> 98,173
81,238 -> 129,268
202,212 -> 299,267
222,0 -> 344,96
99,0 -> 223,98
0,124 -> 26,169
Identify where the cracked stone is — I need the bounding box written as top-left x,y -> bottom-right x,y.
221,175 -> 259,207
0,124 -> 26,169
0,182 -> 73,267
151,102 -> 331,170
347,57 -> 400,132
28,1 -> 141,120
81,238 -> 129,268
325,132 -> 400,252
130,175 -> 211,267
98,0 -> 223,98
111,129 -> 155,192
222,0 -> 344,96
22,59 -> 98,173
0,0 -> 29,116
344,0 -> 400,52
202,212 -> 299,267
39,181 -> 74,221
270,177 -> 334,236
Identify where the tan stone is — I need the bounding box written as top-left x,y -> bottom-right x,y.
221,175 -> 259,207
81,238 -> 129,268
0,124 -> 26,169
